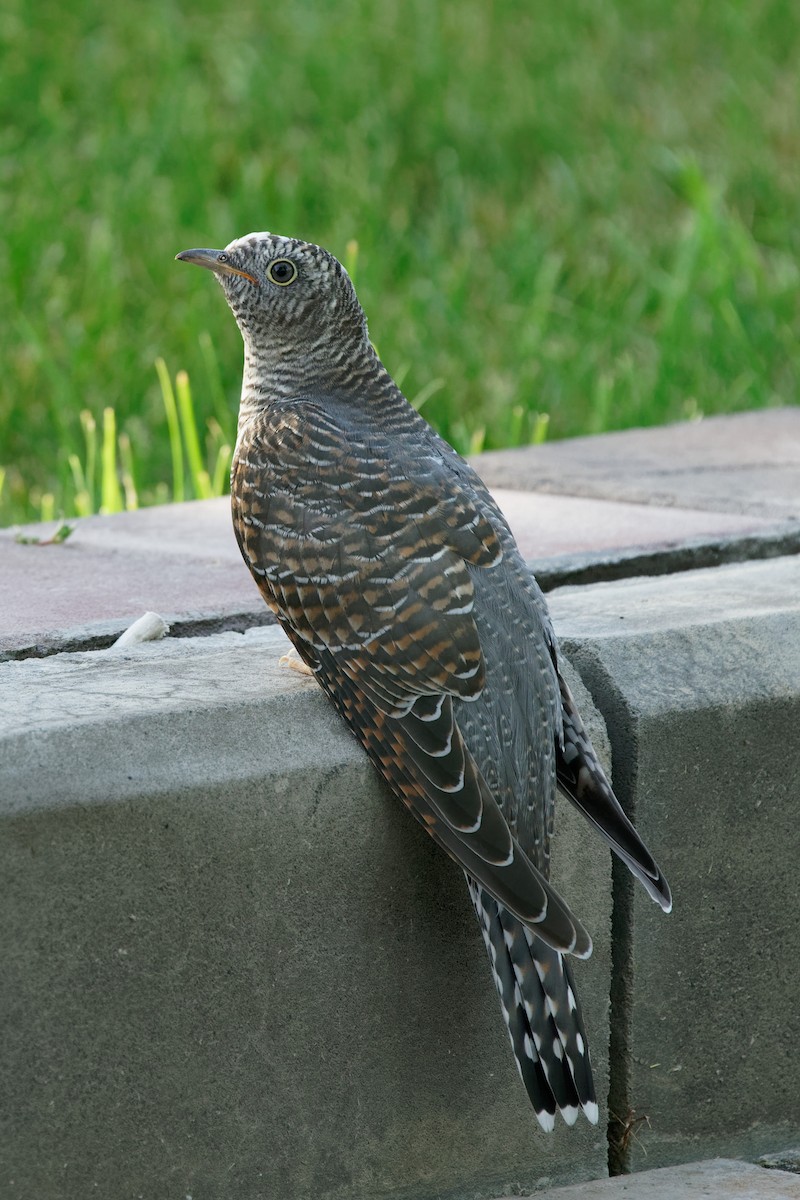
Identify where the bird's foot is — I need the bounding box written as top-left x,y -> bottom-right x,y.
279,647 -> 315,677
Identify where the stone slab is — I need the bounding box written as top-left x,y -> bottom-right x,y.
497,1158 -> 800,1199
0,497 -> 266,660
0,485 -> 782,661
760,1150 -> 800,1175
473,409 -> 800,519
549,557 -> 800,1172
0,627 -> 612,1200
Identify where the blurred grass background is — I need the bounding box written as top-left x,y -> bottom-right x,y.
1,0 -> 798,524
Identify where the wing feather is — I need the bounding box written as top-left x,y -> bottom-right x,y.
556,670 -> 672,913
232,401 -> 593,956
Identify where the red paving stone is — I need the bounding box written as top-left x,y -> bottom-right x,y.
474,409 -> 800,519
0,489 -> 775,657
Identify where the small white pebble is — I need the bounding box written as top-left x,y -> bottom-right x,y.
111,612 -> 170,648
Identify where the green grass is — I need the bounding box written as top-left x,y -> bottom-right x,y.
1,0 -> 799,524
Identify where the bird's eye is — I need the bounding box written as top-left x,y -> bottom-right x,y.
267,258 -> 298,286
217,253 -> 228,263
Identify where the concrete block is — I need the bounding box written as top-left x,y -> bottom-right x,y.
0,627 -> 611,1200
497,1157 -> 800,1199
5,424 -> 791,660
474,409 -> 800,519
550,556 -> 800,1172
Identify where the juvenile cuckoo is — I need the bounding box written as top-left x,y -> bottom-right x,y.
176,232 -> 671,1130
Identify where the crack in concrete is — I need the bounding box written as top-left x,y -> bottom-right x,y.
3,525 -> 798,665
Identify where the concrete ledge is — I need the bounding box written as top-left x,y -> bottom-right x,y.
3,412 -> 800,1196
4,408 -> 798,661
473,409 -> 800,519
498,1158 -> 800,1199
551,556 -> 800,1172
0,628 -> 611,1200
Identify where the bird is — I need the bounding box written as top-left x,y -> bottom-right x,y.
176,231 -> 671,1131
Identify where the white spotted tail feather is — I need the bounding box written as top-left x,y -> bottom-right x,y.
469,880 -> 599,1130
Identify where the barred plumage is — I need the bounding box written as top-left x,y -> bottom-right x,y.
176,231 -> 671,1130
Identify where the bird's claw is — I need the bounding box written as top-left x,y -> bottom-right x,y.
279,647 -> 315,677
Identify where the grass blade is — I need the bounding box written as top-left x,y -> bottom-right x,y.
155,357 -> 184,503
118,433 -> 139,511
100,407 -> 123,513
344,239 -> 359,284
531,413 -> 550,445
198,330 -> 234,433
67,453 -> 92,517
211,442 -> 233,496
79,410 -> 97,512
175,369 -> 212,499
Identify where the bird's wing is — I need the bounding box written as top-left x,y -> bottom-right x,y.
315,654 -> 591,956
233,400 -> 500,709
555,669 -> 672,913
232,401 -> 591,956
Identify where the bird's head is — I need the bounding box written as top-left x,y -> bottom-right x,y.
176,231 -> 368,351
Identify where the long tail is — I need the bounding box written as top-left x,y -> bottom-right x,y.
467,876 -> 598,1131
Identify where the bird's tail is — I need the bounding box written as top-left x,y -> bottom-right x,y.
467,877 -> 598,1131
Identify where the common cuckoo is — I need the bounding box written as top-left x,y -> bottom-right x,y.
176,232 -> 671,1130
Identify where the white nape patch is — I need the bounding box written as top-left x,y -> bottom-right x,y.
536,1109 -> 556,1134
560,1104 -> 579,1127
576,1033 -> 585,1055
584,1100 -> 600,1126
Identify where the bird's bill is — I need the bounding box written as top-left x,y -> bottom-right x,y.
175,247 -> 259,285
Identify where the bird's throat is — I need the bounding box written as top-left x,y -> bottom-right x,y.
237,335 -> 389,432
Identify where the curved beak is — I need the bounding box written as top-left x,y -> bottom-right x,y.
175,248 -> 259,286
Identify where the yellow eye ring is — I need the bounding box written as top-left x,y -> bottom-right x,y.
267,258 -> 298,286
